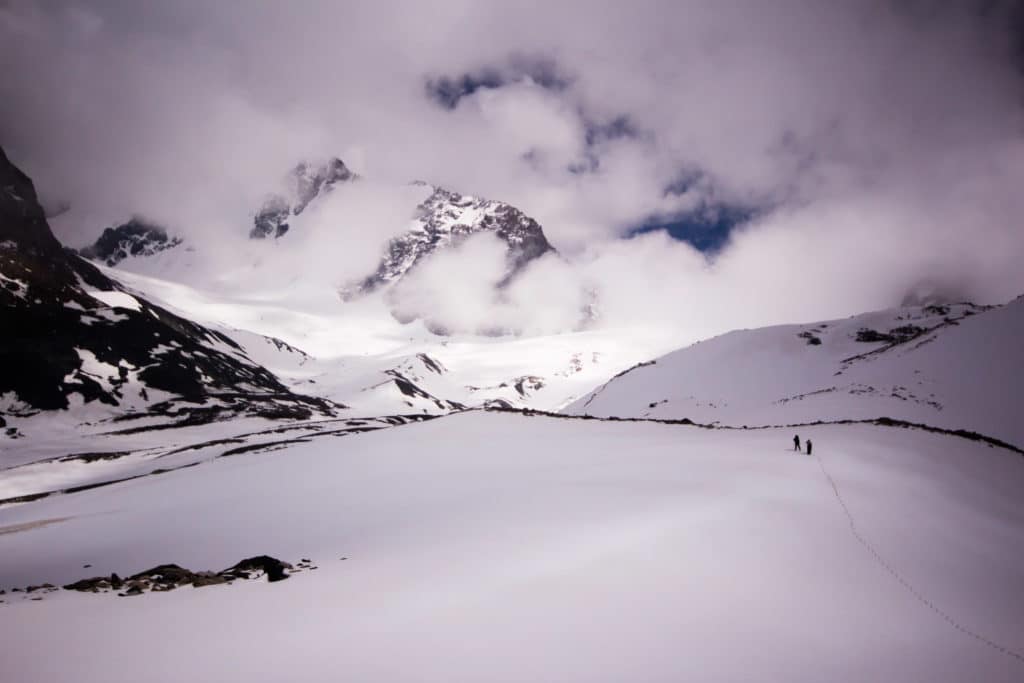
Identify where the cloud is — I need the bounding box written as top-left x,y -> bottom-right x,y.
425,55 -> 571,110
2,0 -> 1023,343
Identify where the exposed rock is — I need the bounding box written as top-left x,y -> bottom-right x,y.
129,563 -> 196,586
57,554 -> 303,597
855,325 -> 926,345
798,331 -> 822,346
343,184 -> 555,300
78,218 -> 182,266
513,375 -> 545,397
63,577 -> 109,592
223,555 -> 293,583
190,572 -> 228,588
251,158 -> 356,239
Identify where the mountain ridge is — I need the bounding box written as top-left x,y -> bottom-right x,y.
0,147 -> 338,425
566,299 -> 1024,448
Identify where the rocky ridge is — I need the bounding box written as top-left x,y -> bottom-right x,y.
78,218 -> 182,266
343,183 -> 556,299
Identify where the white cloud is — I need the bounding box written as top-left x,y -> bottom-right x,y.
2,0 -> 1023,342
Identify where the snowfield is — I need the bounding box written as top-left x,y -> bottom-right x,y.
86,262 -> 670,416
1,412 -> 1022,682
570,298 -> 1024,448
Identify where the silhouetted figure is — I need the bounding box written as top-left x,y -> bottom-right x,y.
806,440 -> 813,456
793,435 -> 801,451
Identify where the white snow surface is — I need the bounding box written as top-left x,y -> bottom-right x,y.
569,298 -> 1024,448
84,289 -> 142,312
1,412 -> 1022,681
95,264 -> 670,415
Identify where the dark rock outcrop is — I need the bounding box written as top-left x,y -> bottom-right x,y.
223,555 -> 292,583
79,218 -> 182,266
59,555 -> 298,596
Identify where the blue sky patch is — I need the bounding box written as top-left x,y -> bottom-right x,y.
627,204 -> 755,253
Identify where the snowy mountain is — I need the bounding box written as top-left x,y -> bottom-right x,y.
4,148 -> 1024,683
0,147 -> 337,429
78,218 -> 182,266
342,183 -> 556,299
568,299 -> 1024,448
76,156 -> 565,335
251,157 -> 356,239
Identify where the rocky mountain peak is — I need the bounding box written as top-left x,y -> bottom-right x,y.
343,183 -> 556,299
251,157 -> 357,239
79,218 -> 182,266
0,147 -> 62,256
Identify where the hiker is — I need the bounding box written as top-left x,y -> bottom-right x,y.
806,439 -> 813,456
793,435 -> 800,451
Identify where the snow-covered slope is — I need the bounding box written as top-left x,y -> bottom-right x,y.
0,147 -> 338,437
2,412 -> 1022,682
568,300 -> 1024,447
92,264 -> 655,416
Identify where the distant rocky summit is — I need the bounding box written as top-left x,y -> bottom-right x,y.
69,152 -> 573,337
79,218 -> 182,266
251,157 -> 356,239
343,183 -> 556,299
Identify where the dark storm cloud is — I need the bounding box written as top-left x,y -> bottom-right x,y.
1,0 -> 1023,334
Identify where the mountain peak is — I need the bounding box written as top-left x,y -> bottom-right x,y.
251,156 -> 357,239
343,184 -> 555,300
79,218 -> 182,267
0,147 -> 62,256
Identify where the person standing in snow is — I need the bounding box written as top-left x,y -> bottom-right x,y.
793,435 -> 801,451
806,440 -> 813,456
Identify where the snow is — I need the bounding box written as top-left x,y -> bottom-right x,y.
0,412 -> 1022,681
85,289 -> 142,312
0,271 -> 28,299
86,262 -> 675,416
569,300 -> 1024,448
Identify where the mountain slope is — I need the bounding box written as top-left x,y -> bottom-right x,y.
0,147 -> 337,436
567,300 -> 1024,447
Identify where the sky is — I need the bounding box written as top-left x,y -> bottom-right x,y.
2,0 -> 1023,338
